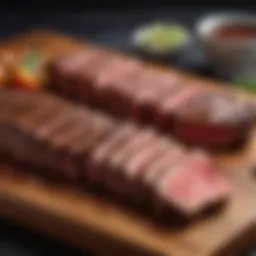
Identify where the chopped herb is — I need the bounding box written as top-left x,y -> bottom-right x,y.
233,77 -> 256,93
7,47 -> 45,90
134,22 -> 189,53
20,47 -> 42,73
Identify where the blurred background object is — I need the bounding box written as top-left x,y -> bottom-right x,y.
0,1 -> 256,256
132,21 -> 191,62
196,12 -> 256,79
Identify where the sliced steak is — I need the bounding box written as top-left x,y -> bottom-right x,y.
48,51 -> 93,94
131,85 -> 179,124
0,89 -> 117,180
104,128 -> 157,195
173,92 -> 256,149
143,146 -> 186,188
47,50 -> 256,150
70,51 -> 112,102
94,58 -> 143,109
120,138 -> 171,201
153,151 -> 229,219
155,86 -> 202,132
0,89 -> 229,223
87,123 -> 137,184
0,122 -> 53,171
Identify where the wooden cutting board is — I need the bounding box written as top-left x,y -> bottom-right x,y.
1,30 -> 256,256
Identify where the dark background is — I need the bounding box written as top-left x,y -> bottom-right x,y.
1,2 -> 256,256
1,0 -> 256,9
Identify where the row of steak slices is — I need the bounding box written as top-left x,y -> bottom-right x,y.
0,89 -> 229,224
47,48 -> 256,150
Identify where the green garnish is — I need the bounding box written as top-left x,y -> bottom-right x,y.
233,77 -> 256,93
20,47 -> 43,73
135,23 -> 188,52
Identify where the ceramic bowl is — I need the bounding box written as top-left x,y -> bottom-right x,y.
196,12 -> 256,79
132,22 -> 191,61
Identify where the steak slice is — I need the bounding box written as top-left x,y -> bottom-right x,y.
119,138 -> 171,203
87,123 -> 137,184
173,92 -> 256,149
104,128 -> 157,195
153,151 -> 229,219
156,86 -> 202,131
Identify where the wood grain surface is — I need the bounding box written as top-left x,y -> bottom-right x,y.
1,30 -> 256,256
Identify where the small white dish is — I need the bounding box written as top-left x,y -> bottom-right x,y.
132,22 -> 191,60
196,12 -> 256,79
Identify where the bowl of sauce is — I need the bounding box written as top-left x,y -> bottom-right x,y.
196,13 -> 256,79
213,24 -> 256,40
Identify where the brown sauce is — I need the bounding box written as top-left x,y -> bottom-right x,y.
213,24 -> 256,40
